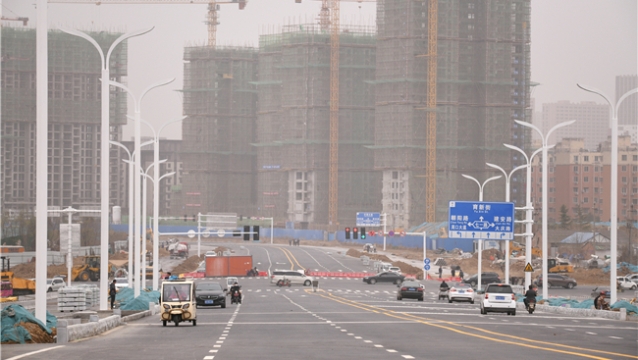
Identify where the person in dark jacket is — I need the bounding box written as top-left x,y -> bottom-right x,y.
110,279 -> 117,309
523,284 -> 537,309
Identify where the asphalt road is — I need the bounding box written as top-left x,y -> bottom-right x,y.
3,243 -> 637,360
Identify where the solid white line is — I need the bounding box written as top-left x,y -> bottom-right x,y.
204,356 -> 214,360
402,356 -> 415,359
586,332 -> 597,335
6,346 -> 66,360
609,336 -> 623,340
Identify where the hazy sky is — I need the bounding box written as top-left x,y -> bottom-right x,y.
2,0 -> 636,140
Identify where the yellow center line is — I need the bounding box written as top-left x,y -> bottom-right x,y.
308,290 -> 636,360
279,247 -> 305,271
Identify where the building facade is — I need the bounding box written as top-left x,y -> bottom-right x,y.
542,100 -> 609,151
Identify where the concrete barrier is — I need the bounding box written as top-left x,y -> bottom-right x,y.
517,303 -> 627,320
66,315 -> 122,342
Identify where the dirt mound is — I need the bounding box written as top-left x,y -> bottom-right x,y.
170,255 -> 204,275
110,252 -> 128,261
346,248 -> 392,263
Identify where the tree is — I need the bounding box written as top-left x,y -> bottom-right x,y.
559,205 -> 572,229
573,205 -> 591,231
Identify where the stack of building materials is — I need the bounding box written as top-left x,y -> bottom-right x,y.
76,284 -> 99,307
57,287 -> 88,312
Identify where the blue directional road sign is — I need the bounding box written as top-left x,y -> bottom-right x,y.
356,212 -> 381,227
448,201 -> 515,240
424,264 -> 431,271
424,258 -> 431,265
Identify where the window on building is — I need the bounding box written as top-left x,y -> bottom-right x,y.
594,187 -> 599,194
584,156 -> 589,162
622,198 -> 627,205
573,187 -> 578,193
634,177 -> 638,183
573,197 -> 578,203
621,155 -> 627,161
633,188 -> 637,194
584,166 -> 589,172
633,165 -> 638,172
622,176 -> 627,183
573,166 -> 578,172
583,187 -> 589,193
573,155 -> 578,162
622,187 -> 627,194
622,166 -> 627,172
583,197 -> 589,203
633,155 -> 638,162
584,176 -> 589,183
574,176 -> 578,183
633,199 -> 638,205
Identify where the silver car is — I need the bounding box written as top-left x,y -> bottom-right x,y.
47,277 -> 66,292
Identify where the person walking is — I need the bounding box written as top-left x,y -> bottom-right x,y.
109,279 -> 117,310
438,266 -> 443,279
459,269 -> 464,279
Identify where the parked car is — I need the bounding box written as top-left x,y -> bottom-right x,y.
46,277 -> 66,292
480,283 -> 517,316
617,276 -> 637,290
463,272 -> 501,288
448,282 -> 474,304
535,274 -> 577,289
363,271 -> 405,285
195,281 -> 226,308
270,270 -> 313,286
396,280 -> 424,301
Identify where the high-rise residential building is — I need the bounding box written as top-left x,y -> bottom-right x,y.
616,75 -> 637,126
1,28 -> 128,212
373,0 -> 531,228
530,136 -> 637,224
543,101 -> 609,151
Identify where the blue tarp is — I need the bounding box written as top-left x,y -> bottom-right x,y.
115,287 -> 160,311
1,305 -> 56,344
602,262 -> 638,273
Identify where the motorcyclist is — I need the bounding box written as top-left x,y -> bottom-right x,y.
594,290 -> 609,310
524,284 -> 538,309
229,281 -> 242,302
439,280 -> 449,291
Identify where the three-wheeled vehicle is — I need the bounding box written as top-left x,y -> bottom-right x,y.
160,279 -> 197,326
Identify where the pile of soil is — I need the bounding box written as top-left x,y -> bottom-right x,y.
20,322 -> 56,343
170,255 -> 204,275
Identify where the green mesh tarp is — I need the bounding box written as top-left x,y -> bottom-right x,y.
115,287 -> 160,311
1,305 -> 56,344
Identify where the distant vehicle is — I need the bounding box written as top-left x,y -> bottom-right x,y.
270,270 -> 313,286
548,258 -> 574,273
463,272 -> 501,288
195,281 -> 226,309
617,276 -> 637,290
225,277 -> 239,288
627,274 -> 638,284
363,272 -> 405,285
448,282 -> 474,304
388,266 -> 402,274
205,251 -> 217,257
535,274 -> 577,289
114,277 -> 129,291
396,280 -> 424,301
480,283 -> 516,316
47,277 -> 66,292
160,279 -> 196,327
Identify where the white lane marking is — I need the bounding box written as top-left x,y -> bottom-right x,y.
609,336 -> 623,340
347,333 -> 354,336
387,349 -> 398,353
565,329 -> 574,332
374,345 -> 384,348
209,350 -> 218,353
5,346 -> 66,360
364,340 -> 373,343
402,356 -> 415,359
204,357 -> 214,360
216,341 -> 224,344
586,332 -> 597,336
213,345 -> 221,348
341,329 -> 347,332
355,336 -> 362,339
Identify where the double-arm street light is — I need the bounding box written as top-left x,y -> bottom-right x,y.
59,26 -> 154,311
515,119 -> 576,301
461,174 -> 502,291
577,84 -> 638,304
110,78 -> 174,297
486,162 -> 527,284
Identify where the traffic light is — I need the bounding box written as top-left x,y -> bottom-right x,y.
353,227 -> 359,239
243,225 -> 250,241
253,226 -> 260,241
360,227 -> 366,239
345,227 -> 351,240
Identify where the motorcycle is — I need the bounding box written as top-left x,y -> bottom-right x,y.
276,278 -> 291,287
527,299 -> 536,314
230,286 -> 242,304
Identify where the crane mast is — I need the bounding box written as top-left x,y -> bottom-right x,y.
425,0 -> 438,223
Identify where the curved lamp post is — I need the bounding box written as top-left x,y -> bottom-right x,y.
110,78 -> 174,297
59,26 -> 154,310
486,162 -> 527,284
577,84 -> 638,304
461,174 -> 502,291
141,160 -> 167,290
515,119 -> 576,301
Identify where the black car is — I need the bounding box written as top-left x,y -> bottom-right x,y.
535,274 -> 577,289
195,281 -> 226,308
363,271 -> 405,285
397,280 -> 424,301
463,272 -> 501,288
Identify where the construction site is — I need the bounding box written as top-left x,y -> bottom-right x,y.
175,0 -> 531,230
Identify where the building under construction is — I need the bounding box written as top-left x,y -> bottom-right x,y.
373,0 -> 531,229
174,46 -> 259,217
176,0 -> 531,229
1,28 -> 129,212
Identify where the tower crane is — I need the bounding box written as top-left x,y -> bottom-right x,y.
206,0 -> 247,47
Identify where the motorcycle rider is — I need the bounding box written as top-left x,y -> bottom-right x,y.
229,281 -> 242,302
439,280 -> 449,291
594,290 -> 609,310
524,284 -> 538,310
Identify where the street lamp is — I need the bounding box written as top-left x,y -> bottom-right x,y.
577,84 -> 638,304
502,144 -> 544,289
486,162 -> 527,284
110,78 -> 174,297
59,26 -> 154,310
461,174 -> 502,291
515,119 -> 576,301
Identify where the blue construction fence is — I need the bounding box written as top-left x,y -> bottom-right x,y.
110,225 -> 474,252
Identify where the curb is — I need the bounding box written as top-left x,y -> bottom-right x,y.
517,303 -> 627,321
58,307 -> 157,343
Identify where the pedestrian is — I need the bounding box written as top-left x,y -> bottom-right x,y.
438,266 -> 442,279
165,272 -> 172,280
110,279 -> 117,310
451,268 -> 456,278
459,269 -> 464,279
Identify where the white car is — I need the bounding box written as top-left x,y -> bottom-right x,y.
480,283 -> 516,316
47,277 -> 66,292
448,282 -> 475,304
205,251 -> 217,257
270,269 -> 313,286
617,276 -> 637,290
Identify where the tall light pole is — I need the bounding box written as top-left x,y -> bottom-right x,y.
461,174 -> 502,292
137,116 -> 185,290
502,144 -> 544,289
140,160 -> 168,290
577,84 -> 638,304
486,163 -> 527,284
110,78 -> 174,297
60,26 -> 154,310
515,119 -> 576,301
